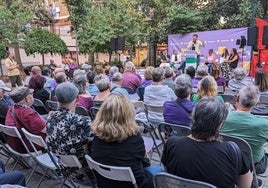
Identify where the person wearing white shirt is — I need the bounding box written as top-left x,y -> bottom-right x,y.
187,34 -> 205,67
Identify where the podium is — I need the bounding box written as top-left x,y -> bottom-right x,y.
185,50 -> 197,68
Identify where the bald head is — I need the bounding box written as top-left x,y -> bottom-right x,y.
31,66 -> 42,76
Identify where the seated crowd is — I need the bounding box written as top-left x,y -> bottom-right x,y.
0,59 -> 268,188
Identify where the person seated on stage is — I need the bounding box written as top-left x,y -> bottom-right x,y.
0,159 -> 26,186
192,76 -> 224,104
144,67 -> 176,121
92,95 -> 162,188
93,74 -> 111,107
159,50 -> 170,68
46,82 -> 93,179
170,50 -> 185,72
5,86 -> 46,153
205,49 -> 216,73
122,61 -> 141,92
227,67 -> 250,91
162,97 -> 253,188
192,65 -> 208,89
163,74 -> 195,127
221,85 -> 268,174
162,67 -> 175,90
73,69 -> 93,111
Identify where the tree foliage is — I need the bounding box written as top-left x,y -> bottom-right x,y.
24,28 -> 68,56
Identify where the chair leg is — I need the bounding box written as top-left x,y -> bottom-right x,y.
26,164 -> 38,184
37,168 -> 49,188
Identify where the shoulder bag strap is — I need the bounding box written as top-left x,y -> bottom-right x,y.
11,105 -> 24,127
175,100 -> 192,114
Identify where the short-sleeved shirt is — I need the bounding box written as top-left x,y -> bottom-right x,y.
5,58 -> 20,77
46,108 -> 93,161
163,99 -> 195,126
161,136 -> 250,188
221,111 -> 268,163
91,134 -> 153,188
5,104 -> 46,153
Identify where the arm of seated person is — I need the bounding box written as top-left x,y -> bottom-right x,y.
237,170 -> 252,188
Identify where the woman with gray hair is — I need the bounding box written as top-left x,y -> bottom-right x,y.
227,67 -> 250,91
73,69 -> 93,110
163,74 -> 195,126
93,74 -> 111,107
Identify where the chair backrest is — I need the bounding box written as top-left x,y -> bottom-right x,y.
0,124 -> 30,153
259,95 -> 268,104
131,100 -> 145,109
217,86 -> 224,94
32,98 -> 49,114
21,128 -> 48,155
158,122 -> 191,141
217,133 -> 258,188
224,88 -> 238,95
85,154 -> 138,188
75,106 -> 90,117
143,103 -> 163,118
218,94 -> 236,105
154,172 -> 217,188
45,100 -> 59,111
89,107 -> 100,120
58,154 -> 82,168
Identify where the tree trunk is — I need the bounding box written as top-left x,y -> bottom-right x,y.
42,54 -> 45,66
147,42 -> 156,67
88,53 -> 94,65
14,45 -> 22,68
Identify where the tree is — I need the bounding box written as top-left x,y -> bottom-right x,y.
24,29 -> 68,65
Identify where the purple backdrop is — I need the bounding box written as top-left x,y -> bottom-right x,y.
168,27 -> 251,62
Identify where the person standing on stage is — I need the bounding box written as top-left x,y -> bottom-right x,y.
5,51 -> 22,89
187,34 -> 205,68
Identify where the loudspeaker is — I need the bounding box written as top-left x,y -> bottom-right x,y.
239,36 -> 246,48
262,26 -> 268,45
247,27 -> 258,46
110,37 -> 125,51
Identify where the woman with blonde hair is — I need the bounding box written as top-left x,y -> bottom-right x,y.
192,76 -> 224,103
91,94 -> 155,188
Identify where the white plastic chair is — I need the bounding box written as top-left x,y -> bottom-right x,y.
85,154 -> 138,188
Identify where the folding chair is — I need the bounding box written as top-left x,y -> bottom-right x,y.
217,86 -> 224,94
218,94 -> 236,106
21,128 -> 78,188
89,107 -> 99,120
32,98 -> 49,115
143,103 -> 163,127
136,119 -> 162,162
224,88 -> 238,95
154,172 -> 216,188
158,122 -> 191,142
217,133 -> 260,188
45,100 -> 59,111
0,124 -> 33,170
259,95 -> 268,104
75,106 -> 90,117
85,154 -> 138,188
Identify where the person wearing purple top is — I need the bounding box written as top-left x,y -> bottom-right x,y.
192,65 -> 208,89
210,64 -> 226,87
122,61 -> 141,91
141,66 -> 154,87
163,74 -> 195,126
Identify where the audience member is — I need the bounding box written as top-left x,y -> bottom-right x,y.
46,82 -> 93,179
122,61 -> 141,92
108,66 -> 119,81
86,72 -> 99,97
192,76 -> 224,103
221,85 -> 268,174
0,81 -> 13,125
163,74 -> 195,126
93,74 -> 110,107
185,66 -> 196,79
228,67 -> 250,91
0,160 -> 26,186
42,66 -> 53,93
94,65 -> 104,75
92,95 -> 156,188
50,71 -> 67,101
210,64 -> 226,88
141,66 -> 154,87
73,69 -> 93,110
31,66 -> 42,76
50,67 -> 65,91
5,86 -> 46,153
111,72 -> 129,98
23,65 -> 32,87
81,63 -> 92,73
192,65 -> 208,88
162,67 -> 175,90
28,74 -> 50,115
162,97 -> 252,188
144,67 -> 176,122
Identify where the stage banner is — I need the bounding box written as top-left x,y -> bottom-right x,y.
168,27 -> 251,68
